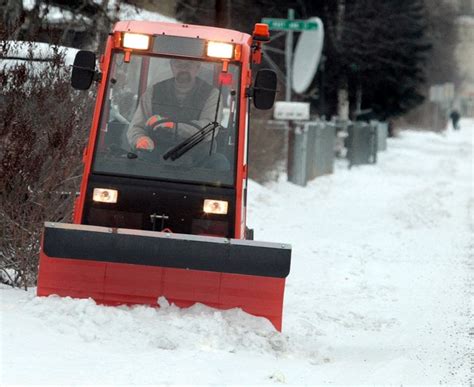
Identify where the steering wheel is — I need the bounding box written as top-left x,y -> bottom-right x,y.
139,118 -> 215,161
147,118 -> 202,132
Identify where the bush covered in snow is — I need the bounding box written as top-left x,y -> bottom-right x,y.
0,41 -> 94,288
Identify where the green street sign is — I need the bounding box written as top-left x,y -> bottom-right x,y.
262,18 -> 319,31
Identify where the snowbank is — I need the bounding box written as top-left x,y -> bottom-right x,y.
22,0 -> 176,23
1,121 -> 472,384
2,41 -> 78,66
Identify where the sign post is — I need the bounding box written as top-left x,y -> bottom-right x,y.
262,10 -> 320,102
285,9 -> 294,102
262,11 -> 323,185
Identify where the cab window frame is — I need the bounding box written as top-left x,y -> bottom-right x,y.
91,50 -> 242,188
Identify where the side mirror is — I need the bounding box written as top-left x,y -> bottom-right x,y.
71,50 -> 96,90
253,69 -> 277,110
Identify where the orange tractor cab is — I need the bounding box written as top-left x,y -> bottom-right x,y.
37,21 -> 291,330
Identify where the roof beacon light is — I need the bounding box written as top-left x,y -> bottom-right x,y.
123,33 -> 150,50
207,41 -> 234,59
253,23 -> 270,41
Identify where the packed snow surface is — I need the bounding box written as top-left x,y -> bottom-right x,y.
1,121 -> 473,384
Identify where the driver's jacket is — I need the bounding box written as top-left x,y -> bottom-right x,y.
127,77 -> 221,148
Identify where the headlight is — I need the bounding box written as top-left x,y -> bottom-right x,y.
206,41 -> 234,59
93,188 -> 118,203
123,33 -> 150,50
203,199 -> 228,215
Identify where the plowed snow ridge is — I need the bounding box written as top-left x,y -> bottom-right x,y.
1,121 -> 472,384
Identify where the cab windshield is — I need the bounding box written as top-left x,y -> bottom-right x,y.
92,52 -> 240,186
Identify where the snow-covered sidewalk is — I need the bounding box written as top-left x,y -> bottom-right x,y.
1,121 -> 472,385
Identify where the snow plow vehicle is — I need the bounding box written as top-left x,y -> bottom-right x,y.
37,21 -> 291,330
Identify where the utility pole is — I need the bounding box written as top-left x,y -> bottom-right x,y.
336,0 -> 349,120
319,55 -> 326,117
215,0 -> 231,28
261,10 -> 322,185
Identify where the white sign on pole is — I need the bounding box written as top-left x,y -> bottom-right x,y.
429,83 -> 455,103
443,82 -> 455,101
429,85 -> 442,102
273,101 -> 310,120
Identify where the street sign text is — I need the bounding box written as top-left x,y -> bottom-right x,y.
262,18 -> 318,31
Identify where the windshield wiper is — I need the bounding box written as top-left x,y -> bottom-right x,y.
163,77 -> 224,162
163,121 -> 219,161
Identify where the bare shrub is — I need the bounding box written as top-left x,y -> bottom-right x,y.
248,109 -> 287,184
0,42 -> 94,288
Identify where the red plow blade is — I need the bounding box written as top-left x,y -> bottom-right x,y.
37,222 -> 291,330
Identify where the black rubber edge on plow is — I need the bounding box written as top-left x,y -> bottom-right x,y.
42,225 -> 291,278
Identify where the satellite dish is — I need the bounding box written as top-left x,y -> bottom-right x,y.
292,17 -> 324,94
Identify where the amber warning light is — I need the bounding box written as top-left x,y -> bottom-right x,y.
253,23 -> 270,41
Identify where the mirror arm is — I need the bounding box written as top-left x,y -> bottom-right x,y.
71,64 -> 94,71
251,43 -> 263,65
93,71 -> 102,83
245,87 -> 253,98
254,86 -> 279,93
248,85 -> 279,98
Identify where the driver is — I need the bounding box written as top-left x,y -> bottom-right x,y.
127,58 -> 221,157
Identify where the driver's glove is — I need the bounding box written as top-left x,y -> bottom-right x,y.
135,136 -> 154,151
146,114 -> 175,131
